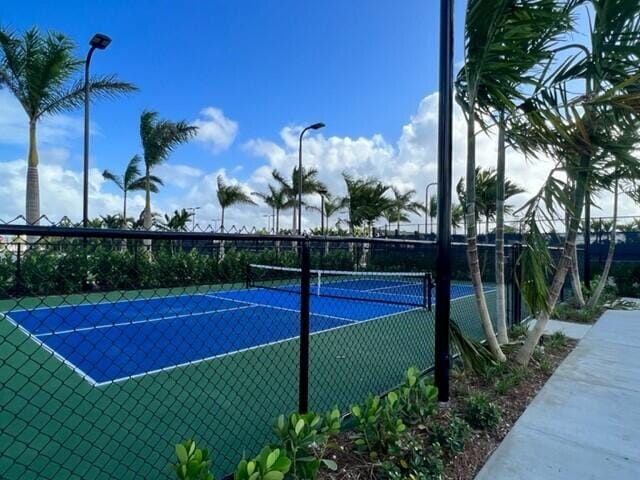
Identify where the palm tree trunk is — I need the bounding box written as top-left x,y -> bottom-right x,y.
26,120 -> 40,227
495,118 -> 508,344
143,168 -> 152,249
566,182 -> 586,306
275,208 -> 280,234
587,177 -> 618,308
220,207 -> 225,233
465,114 -> 505,362
516,155 -> 589,366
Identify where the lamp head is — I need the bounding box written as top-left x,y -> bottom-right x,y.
309,122 -> 325,130
90,33 -> 112,50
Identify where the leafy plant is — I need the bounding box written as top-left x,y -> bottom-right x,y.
350,392 -> 406,458
234,447 -> 291,480
172,440 -> 214,480
464,393 -> 501,431
397,366 -> 438,423
273,409 -> 340,479
428,415 -> 471,456
544,331 -> 567,350
382,439 -> 444,480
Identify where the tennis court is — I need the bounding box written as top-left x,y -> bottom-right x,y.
4,267 -> 480,387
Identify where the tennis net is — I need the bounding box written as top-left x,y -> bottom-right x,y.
247,264 -> 431,308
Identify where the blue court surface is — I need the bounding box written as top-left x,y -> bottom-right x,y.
4,281 -> 480,386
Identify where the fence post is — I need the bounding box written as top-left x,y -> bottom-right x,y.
510,243 -> 522,326
426,272 -> 433,312
299,237 -> 311,413
15,242 -> 22,296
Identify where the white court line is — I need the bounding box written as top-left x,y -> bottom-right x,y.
204,293 -> 359,324
1,312 -> 101,386
34,304 -> 256,338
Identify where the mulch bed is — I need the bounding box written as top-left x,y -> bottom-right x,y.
320,336 -> 577,480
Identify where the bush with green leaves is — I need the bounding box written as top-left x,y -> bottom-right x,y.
350,392 -> 406,458
382,438 -> 444,480
464,393 -> 501,431
172,440 -> 214,480
397,366 -> 438,423
234,446 -> 291,480
544,331 -> 567,350
272,409 -> 340,479
428,415 -> 471,456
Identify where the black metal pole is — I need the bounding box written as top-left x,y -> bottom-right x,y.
320,194 -> 325,235
299,238 -> 311,413
83,46 -> 96,228
584,192 -> 591,288
435,0 -> 454,404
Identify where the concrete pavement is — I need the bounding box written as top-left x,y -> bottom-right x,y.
476,307 -> 640,480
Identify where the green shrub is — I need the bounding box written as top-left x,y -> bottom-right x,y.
544,331 -> 567,350
272,409 -> 340,479
382,439 -> 444,480
350,392 -> 406,458
0,251 -> 16,295
464,393 -> 501,431
172,440 -> 214,480
233,446 -> 291,480
428,415 -> 471,456
397,366 -> 438,424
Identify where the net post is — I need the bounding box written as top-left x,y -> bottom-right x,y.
245,263 -> 251,289
425,272 -> 433,311
299,237 -> 311,414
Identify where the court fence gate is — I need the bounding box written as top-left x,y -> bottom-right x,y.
0,224 -> 524,478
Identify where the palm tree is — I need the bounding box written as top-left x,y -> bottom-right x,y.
100,214 -> 123,229
139,111 -> 197,232
160,208 -> 193,232
457,168 -> 524,234
102,155 -> 152,228
384,186 -> 425,232
456,0 -> 573,359
217,175 -> 256,232
272,167 -> 326,231
515,0 -> 640,365
451,203 -> 465,231
428,195 -> 438,234
343,174 -> 393,235
306,195 -> 348,232
0,27 -> 136,225
252,184 -> 295,233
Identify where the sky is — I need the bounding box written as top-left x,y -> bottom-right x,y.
0,0 -> 636,231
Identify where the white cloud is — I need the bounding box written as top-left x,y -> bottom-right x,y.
155,163 -> 204,188
193,107 -> 238,153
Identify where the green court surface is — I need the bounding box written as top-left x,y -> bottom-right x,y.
0,284 -> 495,478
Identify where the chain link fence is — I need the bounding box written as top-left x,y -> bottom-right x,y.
0,225 -> 518,478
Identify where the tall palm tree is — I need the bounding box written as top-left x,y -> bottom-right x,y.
0,27 -> 137,225
217,175 -> 256,232
428,195 -> 438,234
102,155 -> 153,228
272,167 -> 326,231
515,0 -> 640,365
343,174 -> 393,235
139,111 -> 197,232
252,184 -> 295,233
456,0 -> 573,359
384,186 -> 425,232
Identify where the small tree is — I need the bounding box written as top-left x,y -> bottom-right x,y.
102,155 -> 152,228
217,175 -> 256,232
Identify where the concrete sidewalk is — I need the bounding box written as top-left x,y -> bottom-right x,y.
476,308 -> 640,480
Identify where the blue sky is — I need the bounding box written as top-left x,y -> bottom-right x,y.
0,1 -> 628,229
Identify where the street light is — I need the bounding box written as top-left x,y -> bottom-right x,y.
82,33 -> 112,228
425,182 -> 437,236
317,186 -> 328,234
298,122 -> 325,234
187,206 -> 201,231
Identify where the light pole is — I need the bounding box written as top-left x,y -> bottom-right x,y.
317,186 -> 328,234
435,0 -> 454,404
187,206 -> 201,231
82,33 -> 112,228
425,182 -> 437,236
263,214 -> 273,233
298,122 -> 325,234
